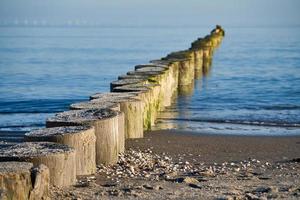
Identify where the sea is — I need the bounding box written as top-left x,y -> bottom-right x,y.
0,25 -> 299,142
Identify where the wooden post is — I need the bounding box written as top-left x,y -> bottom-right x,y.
25,126 -> 96,176
70,101 -> 120,111
118,74 -> 154,80
134,65 -> 172,107
134,64 -> 168,71
112,84 -> 160,130
110,78 -> 148,91
163,50 -> 195,86
194,69 -> 203,79
118,98 -> 143,138
150,59 -> 180,96
193,49 -> 203,71
0,142 -> 76,187
125,71 -> 166,110
190,37 -> 213,65
90,92 -> 137,101
178,82 -> 195,96
92,97 -> 143,139
202,46 -> 213,65
69,101 -> 125,154
46,109 -> 120,165
0,162 -> 49,200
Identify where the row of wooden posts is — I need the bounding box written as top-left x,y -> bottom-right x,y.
0,26 -> 225,199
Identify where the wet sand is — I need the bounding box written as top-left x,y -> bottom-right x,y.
126,130 -> 300,164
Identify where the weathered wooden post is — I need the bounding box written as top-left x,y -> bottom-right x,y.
0,162 -> 49,200
25,126 -> 96,176
193,49 -> 203,71
0,142 -> 76,186
70,101 -> 120,111
110,78 -> 149,91
69,101 -> 125,153
178,82 -> 195,96
163,50 -> 196,86
150,59 -> 179,95
133,64 -> 173,107
112,84 -> 160,130
89,93 -> 144,139
194,68 -> 203,79
46,109 -> 121,165
190,37 -> 213,72
90,92 -> 137,101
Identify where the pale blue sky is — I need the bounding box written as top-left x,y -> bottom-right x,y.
0,0 -> 299,26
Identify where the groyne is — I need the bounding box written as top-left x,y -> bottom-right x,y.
0,25 -> 225,199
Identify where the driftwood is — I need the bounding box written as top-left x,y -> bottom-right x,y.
0,162 -> 49,200
46,109 -> 121,165
0,142 -> 76,187
25,126 -> 96,176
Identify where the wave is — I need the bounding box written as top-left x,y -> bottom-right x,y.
158,117 -> 300,128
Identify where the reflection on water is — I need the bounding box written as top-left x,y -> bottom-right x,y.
178,82 -> 195,96
153,27 -> 300,136
194,69 -> 203,79
154,60 -> 211,131
203,61 -> 212,76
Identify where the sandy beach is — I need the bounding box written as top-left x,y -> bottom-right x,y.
127,130 -> 300,163
51,130 -> 300,199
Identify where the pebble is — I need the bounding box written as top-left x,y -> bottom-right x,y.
253,186 -> 271,193
183,177 -> 199,184
245,193 -> 261,200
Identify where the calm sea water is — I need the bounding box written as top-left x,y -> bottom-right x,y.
0,26 -> 299,139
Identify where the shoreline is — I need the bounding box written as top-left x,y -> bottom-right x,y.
51,129 -> 300,199
126,129 -> 300,164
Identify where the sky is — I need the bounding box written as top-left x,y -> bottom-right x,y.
0,0 -> 299,27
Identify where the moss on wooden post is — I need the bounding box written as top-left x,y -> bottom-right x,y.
112,84 -> 160,130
